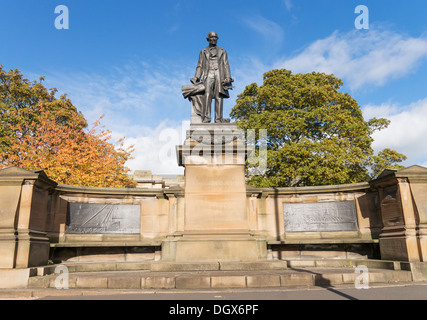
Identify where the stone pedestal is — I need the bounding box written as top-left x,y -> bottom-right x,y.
0,167 -> 57,268
162,123 -> 267,262
371,166 -> 427,262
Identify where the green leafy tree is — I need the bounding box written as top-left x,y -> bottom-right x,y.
371,148 -> 407,179
230,69 -> 407,187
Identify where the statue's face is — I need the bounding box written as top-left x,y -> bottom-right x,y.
207,33 -> 218,46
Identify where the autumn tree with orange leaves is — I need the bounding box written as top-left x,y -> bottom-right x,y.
0,66 -> 135,187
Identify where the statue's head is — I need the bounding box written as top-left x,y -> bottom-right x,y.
206,31 -> 219,46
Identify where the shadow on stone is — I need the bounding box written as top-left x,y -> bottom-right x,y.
289,267 -> 358,300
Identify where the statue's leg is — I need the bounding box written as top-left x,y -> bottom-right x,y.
214,97 -> 223,123
213,70 -> 223,123
204,73 -> 215,123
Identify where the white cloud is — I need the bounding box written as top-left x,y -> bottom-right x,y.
242,15 -> 284,48
280,29 -> 427,90
362,103 -> 399,121
362,98 -> 427,165
116,120 -> 189,175
42,60 -> 191,136
38,60 -> 194,174
230,56 -> 269,96
232,27 -> 427,167
283,0 -> 293,11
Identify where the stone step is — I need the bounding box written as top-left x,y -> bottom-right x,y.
28,268 -> 413,290
41,260 -> 291,274
38,259 -> 410,275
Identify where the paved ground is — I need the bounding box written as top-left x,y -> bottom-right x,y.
3,285 -> 419,319
1,281 -> 425,320
24,282 -> 427,300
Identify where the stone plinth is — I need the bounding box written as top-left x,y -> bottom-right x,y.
176,123 -> 246,167
164,123 -> 267,262
371,165 -> 427,262
184,165 -> 247,231
0,167 -> 57,268
162,232 -> 267,262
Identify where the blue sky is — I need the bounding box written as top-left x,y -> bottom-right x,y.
1,0 -> 427,174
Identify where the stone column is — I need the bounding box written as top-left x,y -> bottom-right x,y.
404,168 -> 427,261
371,165 -> 427,262
162,123 -> 267,261
0,167 -> 57,268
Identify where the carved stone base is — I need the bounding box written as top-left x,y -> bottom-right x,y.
168,124 -> 267,262
161,233 -> 267,262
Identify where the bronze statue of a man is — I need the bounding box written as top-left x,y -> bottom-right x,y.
190,31 -> 233,123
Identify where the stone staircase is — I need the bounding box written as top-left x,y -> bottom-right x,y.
26,259 -> 415,292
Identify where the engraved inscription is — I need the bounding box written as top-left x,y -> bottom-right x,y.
66,203 -> 141,234
283,201 -> 358,232
381,185 -> 404,227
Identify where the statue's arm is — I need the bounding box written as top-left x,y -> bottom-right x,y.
222,50 -> 233,84
193,50 -> 204,83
